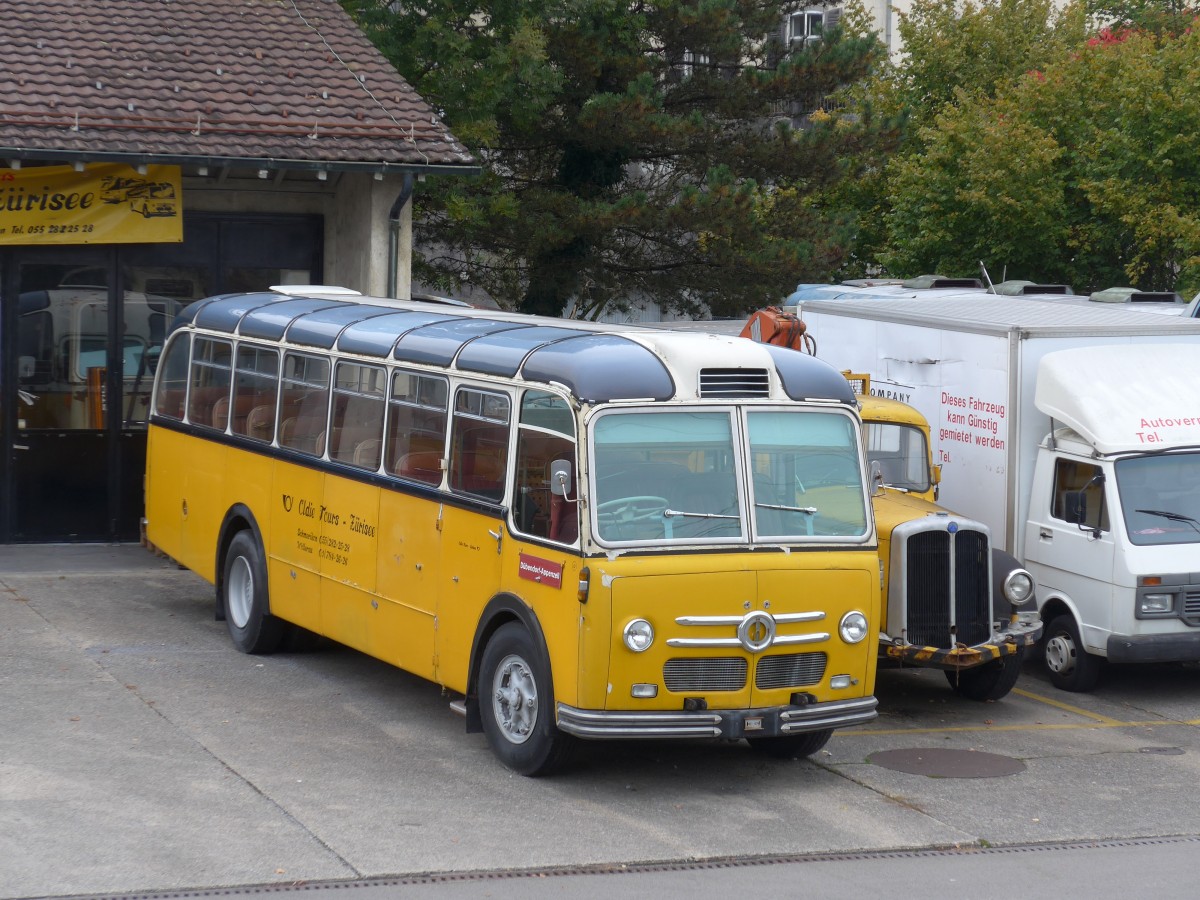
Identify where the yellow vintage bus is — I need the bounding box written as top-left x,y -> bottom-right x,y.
145,287 -> 881,775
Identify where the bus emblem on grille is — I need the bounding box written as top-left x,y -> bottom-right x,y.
737,611 -> 776,653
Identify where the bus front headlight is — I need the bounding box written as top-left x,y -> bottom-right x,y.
839,611 -> 868,644
623,618 -> 655,652
1003,569 -> 1035,607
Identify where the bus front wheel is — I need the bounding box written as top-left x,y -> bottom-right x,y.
479,622 -> 575,776
222,531 -> 285,655
747,728 -> 833,759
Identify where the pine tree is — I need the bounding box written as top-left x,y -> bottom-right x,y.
343,1 -> 895,317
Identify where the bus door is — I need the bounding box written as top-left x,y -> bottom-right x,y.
434,385 -> 510,689
266,351 -> 330,633
317,361 -> 386,658
374,369 -> 449,681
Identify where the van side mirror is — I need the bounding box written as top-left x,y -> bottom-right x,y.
549,459 -> 573,497
1064,490 -> 1087,525
1066,472 -> 1106,535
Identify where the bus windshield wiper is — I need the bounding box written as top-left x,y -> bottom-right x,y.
755,503 -> 818,515
1136,509 -> 1200,534
664,508 -> 739,520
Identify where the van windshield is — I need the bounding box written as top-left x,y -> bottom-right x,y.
590,407 -> 868,545
1117,452 -> 1200,546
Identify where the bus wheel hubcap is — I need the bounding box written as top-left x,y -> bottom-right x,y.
492,654 -> 537,744
228,557 -> 253,629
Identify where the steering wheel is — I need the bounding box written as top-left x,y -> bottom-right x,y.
596,496 -> 670,523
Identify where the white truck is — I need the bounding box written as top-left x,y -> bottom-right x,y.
789,288 -> 1200,690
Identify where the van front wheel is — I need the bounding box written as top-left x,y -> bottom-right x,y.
1042,614 -> 1102,692
479,622 -> 574,776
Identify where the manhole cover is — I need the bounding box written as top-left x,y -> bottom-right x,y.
869,747 -> 1026,778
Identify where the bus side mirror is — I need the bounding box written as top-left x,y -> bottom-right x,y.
549,460 -> 573,497
868,459 -> 884,496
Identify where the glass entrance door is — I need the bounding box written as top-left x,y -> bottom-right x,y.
8,252 -> 127,540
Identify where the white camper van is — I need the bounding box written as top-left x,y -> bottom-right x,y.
791,291 -> 1200,690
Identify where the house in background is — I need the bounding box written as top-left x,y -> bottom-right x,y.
0,0 -> 476,543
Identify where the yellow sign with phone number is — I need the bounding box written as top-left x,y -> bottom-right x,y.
0,162 -> 182,245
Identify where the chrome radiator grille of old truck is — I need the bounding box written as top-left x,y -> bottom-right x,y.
892,519 -> 991,649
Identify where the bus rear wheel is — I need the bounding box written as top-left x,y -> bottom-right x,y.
222,531 -> 285,655
479,622 -> 575,776
747,728 -> 833,759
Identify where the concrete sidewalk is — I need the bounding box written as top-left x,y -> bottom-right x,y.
3,545 -> 1200,900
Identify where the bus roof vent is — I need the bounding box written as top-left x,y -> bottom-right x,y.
992,280 -> 1072,295
901,275 -> 983,290
700,368 -> 770,398
1089,287 -> 1181,304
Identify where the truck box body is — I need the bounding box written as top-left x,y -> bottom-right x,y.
792,291 -> 1200,687
793,294 -> 1200,553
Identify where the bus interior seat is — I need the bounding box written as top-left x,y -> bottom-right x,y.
281,392 -> 330,453
215,395 -> 258,434
395,451 -> 443,484
454,449 -> 505,499
245,405 -> 275,442
186,386 -> 228,427
353,438 -> 382,470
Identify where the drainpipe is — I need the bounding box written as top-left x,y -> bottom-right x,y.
386,172 -> 415,300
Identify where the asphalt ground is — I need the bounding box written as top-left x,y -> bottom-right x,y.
3,544 -> 1199,899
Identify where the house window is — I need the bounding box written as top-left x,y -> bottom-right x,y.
680,49 -> 710,79
789,9 -> 826,46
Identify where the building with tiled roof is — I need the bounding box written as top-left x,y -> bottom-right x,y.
0,0 -> 477,543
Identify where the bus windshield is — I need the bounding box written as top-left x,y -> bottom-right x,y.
863,421 -> 931,492
591,407 -> 868,545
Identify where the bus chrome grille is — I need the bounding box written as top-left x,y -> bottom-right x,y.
663,657 -> 748,692
755,652 -> 827,689
903,525 -> 991,649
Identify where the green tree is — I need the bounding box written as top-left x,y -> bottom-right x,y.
828,0 -> 1083,278
342,1 -> 895,317
880,19 -> 1200,294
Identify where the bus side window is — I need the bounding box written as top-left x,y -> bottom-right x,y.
330,362 -> 386,470
278,352 -> 330,455
513,390 -> 578,544
385,370 -> 449,485
153,332 -> 191,420
231,344 -> 279,441
449,388 -> 510,501
187,338 -> 232,428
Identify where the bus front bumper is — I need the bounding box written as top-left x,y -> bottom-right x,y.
882,620 -> 1043,671
554,696 -> 878,740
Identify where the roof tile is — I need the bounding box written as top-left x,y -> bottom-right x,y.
0,0 -> 475,170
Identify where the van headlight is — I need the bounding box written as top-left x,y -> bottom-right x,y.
623,618 -> 655,652
839,611 -> 868,644
1003,569 -> 1035,606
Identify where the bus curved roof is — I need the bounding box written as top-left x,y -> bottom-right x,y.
173,290 -> 857,407
1035,344 -> 1200,455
